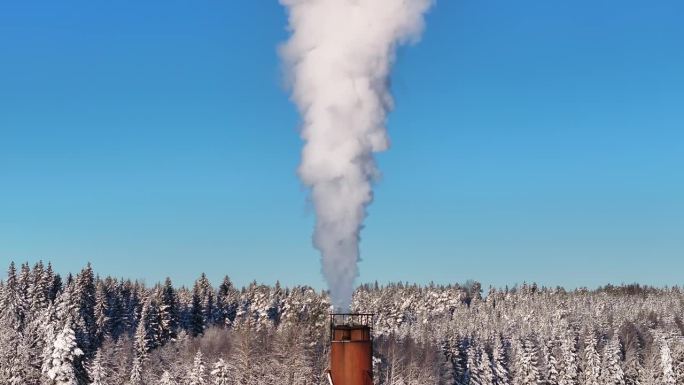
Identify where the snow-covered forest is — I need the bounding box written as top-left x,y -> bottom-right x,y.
1,261 -> 683,385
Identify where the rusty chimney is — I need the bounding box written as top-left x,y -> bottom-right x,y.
328,313 -> 374,385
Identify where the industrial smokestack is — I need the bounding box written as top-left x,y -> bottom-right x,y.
278,0 -> 434,310
329,313 -> 374,385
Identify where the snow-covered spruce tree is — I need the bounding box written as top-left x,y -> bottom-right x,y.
18,262 -> 31,315
74,263 -> 97,357
0,262 -> 27,384
189,285 -> 205,337
44,320 -> 85,385
87,348 -> 108,385
133,302 -> 151,360
105,336 -> 133,385
395,337 -> 435,385
558,328 -> 579,385
543,339 -> 559,385
40,305 -> 60,383
512,337 -> 541,385
27,261 -> 50,327
600,333 -> 625,385
477,343 -> 495,385
640,342 -> 662,385
582,329 -> 601,385
128,298 -> 160,385
216,276 -> 238,327
47,262 -> 63,301
10,333 -> 32,385
438,344 -> 456,385
123,280 -> 142,337
492,334 -> 511,385
672,338 -> 684,385
128,354 -> 144,385
272,325 -> 315,385
621,323 -> 643,385
159,277 -> 179,343
108,280 -> 127,340
146,296 -> 163,349
235,281 -> 282,331
93,280 -> 110,345
24,263 -> 60,384
210,359 -> 230,385
187,350 -> 207,385
437,332 -> 468,385
196,273 -> 215,327
658,336 -> 676,385
418,340 -> 442,385
159,370 -> 178,385
228,328 -> 268,385
466,338 -> 481,385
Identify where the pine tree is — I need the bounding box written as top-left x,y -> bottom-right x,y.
88,348 -> 108,385
477,344 -> 495,385
492,335 -> 511,385
439,343 -> 457,385
2,262 -> 23,330
672,339 -> 684,385
159,370 -> 177,385
133,303 -> 150,360
210,359 -> 230,385
658,336 -> 676,385
108,280 -> 126,339
159,278 -> 179,342
46,262 -> 60,301
20,261 -> 55,383
544,339 -> 560,385
0,262 -> 27,384
558,328 -> 578,385
197,273 -> 215,326
582,329 -> 601,385
466,339 -> 482,385
123,281 -> 142,337
146,296 -> 163,349
640,343 -> 662,385
600,333 -> 625,385
25,303 -> 58,383
513,337 -> 541,385
216,276 -> 238,327
18,262 -> 31,321
45,321 -> 85,385
269,326 -> 314,385
622,327 -> 643,385
75,263 -> 97,356
227,331 -> 260,385
29,260 -> 50,315
455,337 -> 470,385
12,332 -> 32,385
128,354 -> 144,385
40,305 -> 59,383
189,286 -> 205,337
94,281 -> 110,344
188,350 -> 207,385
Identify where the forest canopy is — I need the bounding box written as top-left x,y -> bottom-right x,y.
1,261 -> 682,385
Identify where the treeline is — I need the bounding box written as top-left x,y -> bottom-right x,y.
0,261 -> 683,385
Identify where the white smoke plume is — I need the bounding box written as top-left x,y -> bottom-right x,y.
279,0 -> 434,310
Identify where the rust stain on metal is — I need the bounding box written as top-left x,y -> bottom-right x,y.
329,314 -> 374,385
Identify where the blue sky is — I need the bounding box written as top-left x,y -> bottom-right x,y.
1,0 -> 682,290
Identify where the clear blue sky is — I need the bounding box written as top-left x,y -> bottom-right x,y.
1,0 -> 682,290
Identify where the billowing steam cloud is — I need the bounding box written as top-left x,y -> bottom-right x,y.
279,0 -> 434,310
